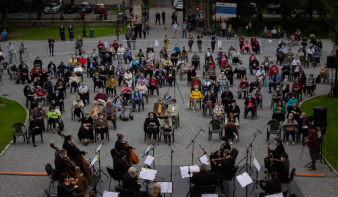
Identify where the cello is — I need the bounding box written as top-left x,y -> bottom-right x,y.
50,143 -> 88,192
115,133 -> 139,165
58,131 -> 92,177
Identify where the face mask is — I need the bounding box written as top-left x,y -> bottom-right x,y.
23,66 -> 26,68
170,67 -> 172,70
136,90 -> 139,92
150,116 -> 154,118
227,68 -> 230,70
82,85 -> 85,88
38,106 -> 41,108
77,98 -> 80,101
195,89 -> 198,91
48,80 -> 52,82
98,91 -> 101,93
100,116 -> 104,119
248,96 -> 252,99
86,115 -> 90,118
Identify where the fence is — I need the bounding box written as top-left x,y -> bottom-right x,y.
0,38 -> 330,66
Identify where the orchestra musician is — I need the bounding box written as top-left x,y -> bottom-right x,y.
57,173 -> 78,197
122,167 -> 149,197
264,137 -> 285,173
113,150 -> 130,180
211,149 -> 235,183
257,173 -> 281,197
54,149 -> 80,180
275,152 -> 290,182
209,136 -> 231,172
115,133 -> 136,152
190,164 -> 217,197
62,135 -> 88,176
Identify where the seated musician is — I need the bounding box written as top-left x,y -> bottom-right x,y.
258,173 -> 281,197
113,150 -> 129,180
115,133 -> 136,153
211,149 -> 235,183
122,167 -> 149,197
57,173 -> 79,197
63,135 -> 89,176
210,136 -> 231,172
275,152 -> 290,183
190,164 -> 217,197
54,149 -> 79,181
264,137 -> 285,173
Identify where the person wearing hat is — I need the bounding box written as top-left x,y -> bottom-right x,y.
244,93 -> 256,120
264,137 -> 285,172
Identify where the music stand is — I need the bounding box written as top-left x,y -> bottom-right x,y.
250,157 -> 262,194
181,165 -> 200,197
157,181 -> 173,197
236,172 -> 253,197
139,167 -> 157,192
95,143 -> 109,180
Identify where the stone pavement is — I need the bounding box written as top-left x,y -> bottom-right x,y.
0,0 -> 337,197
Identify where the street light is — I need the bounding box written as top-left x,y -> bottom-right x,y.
81,8 -> 87,37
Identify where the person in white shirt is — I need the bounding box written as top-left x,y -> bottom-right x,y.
124,69 -> 133,88
218,72 -> 228,93
255,66 -> 266,85
292,55 -> 301,66
172,22 -> 178,39
221,21 -> 227,37
78,82 -> 89,105
117,44 -> 125,59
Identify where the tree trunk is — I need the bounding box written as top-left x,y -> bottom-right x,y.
0,3 -> 8,25
36,0 -> 43,20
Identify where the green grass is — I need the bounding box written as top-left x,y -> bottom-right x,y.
9,26 -> 126,41
0,97 -> 27,152
300,94 -> 338,171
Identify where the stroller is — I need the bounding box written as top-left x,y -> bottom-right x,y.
112,96 -> 134,121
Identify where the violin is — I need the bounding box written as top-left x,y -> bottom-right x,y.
253,179 -> 272,182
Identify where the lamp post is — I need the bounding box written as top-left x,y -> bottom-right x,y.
82,9 -> 87,37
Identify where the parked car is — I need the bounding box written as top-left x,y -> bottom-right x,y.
172,0 -> 179,9
64,4 -> 78,14
94,4 -> 107,14
175,1 -> 183,11
267,4 -> 281,15
80,2 -> 92,13
44,3 -> 60,14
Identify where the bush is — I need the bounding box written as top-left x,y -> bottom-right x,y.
0,25 -> 12,33
303,24 -> 320,36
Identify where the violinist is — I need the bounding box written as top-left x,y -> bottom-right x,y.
63,135 -> 88,176
275,153 -> 290,183
212,149 -> 235,182
257,173 -> 281,197
54,149 -> 80,180
209,136 -> 231,172
57,173 -> 78,197
115,133 -> 136,152
122,167 -> 149,197
113,150 -> 129,180
190,164 -> 217,197
264,137 -> 285,173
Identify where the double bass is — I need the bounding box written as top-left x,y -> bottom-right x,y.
58,131 -> 92,177
50,143 -> 87,192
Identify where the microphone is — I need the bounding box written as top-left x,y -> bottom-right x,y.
258,129 -> 262,134
200,127 -> 205,132
171,147 -> 174,153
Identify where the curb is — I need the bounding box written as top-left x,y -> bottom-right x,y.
0,97 -> 29,157
299,94 -> 338,176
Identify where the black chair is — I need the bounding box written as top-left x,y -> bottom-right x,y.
281,168 -> 296,197
110,148 -> 118,159
45,163 -> 56,196
115,187 -> 130,197
12,122 -> 28,145
201,185 -> 217,194
230,148 -> 239,160
94,127 -> 110,142
223,166 -> 239,195
107,167 -> 122,190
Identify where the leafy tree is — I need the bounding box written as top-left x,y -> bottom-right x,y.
0,0 -> 24,24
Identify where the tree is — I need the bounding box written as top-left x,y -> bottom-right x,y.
36,0 -> 44,20
0,0 -> 23,24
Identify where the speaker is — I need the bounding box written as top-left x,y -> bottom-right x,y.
327,55 -> 336,69
313,107 -> 327,133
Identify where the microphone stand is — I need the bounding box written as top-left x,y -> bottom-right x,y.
170,147 -> 173,197
239,129 -> 261,175
186,128 -> 204,165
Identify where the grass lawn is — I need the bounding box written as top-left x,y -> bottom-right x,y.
300,94 -> 338,171
0,97 -> 27,152
9,26 -> 125,41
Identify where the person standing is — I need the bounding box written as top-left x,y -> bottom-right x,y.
145,20 -> 150,35
247,21 -> 252,37
59,26 -> 65,41
197,33 -> 203,52
210,34 -> 217,53
68,26 -> 74,41
116,26 -> 120,41
155,12 -> 161,25
305,126 -> 318,171
182,21 -> 187,39
163,35 -> 170,50
18,41 -> 26,61
162,10 -> 166,25
48,36 -> 55,57
75,36 -> 83,55
188,33 -> 194,52
172,22 -> 178,39
6,42 -> 14,64
221,20 -> 227,37
142,23 -> 147,39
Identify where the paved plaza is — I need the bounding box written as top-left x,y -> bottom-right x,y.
0,0 -> 338,197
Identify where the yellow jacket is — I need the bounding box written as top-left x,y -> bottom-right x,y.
106,79 -> 117,87
190,90 -> 202,99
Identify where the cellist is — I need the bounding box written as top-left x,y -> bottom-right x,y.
115,133 -> 136,152
54,149 -> 80,180
62,135 -> 89,176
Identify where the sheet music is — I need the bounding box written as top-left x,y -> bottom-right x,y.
180,165 -> 200,178
90,155 -> 98,168
103,191 -> 119,197
253,158 -> 261,171
236,172 -> 253,188
199,155 -> 210,165
265,193 -> 283,197
157,182 -> 173,193
144,155 -> 154,166
202,194 -> 218,197
144,145 -> 151,155
218,40 -> 222,47
139,168 -> 157,181
95,143 -> 103,154
155,40 -> 159,47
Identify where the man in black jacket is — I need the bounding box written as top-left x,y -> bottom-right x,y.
54,149 -> 79,180
264,137 -> 285,172
191,164 -> 217,197
63,135 -> 88,175
209,136 -> 231,172
155,12 -> 161,25
212,149 -> 235,181
113,150 -> 129,180
122,167 -> 149,197
161,10 -> 166,25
